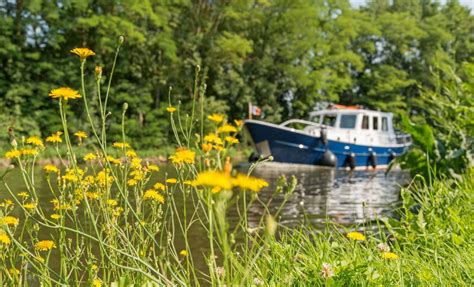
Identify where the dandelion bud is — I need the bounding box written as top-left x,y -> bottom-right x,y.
123,102 -> 128,111
119,35 -> 125,44
95,66 -> 102,80
265,214 -> 277,237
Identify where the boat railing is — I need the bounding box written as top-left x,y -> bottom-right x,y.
280,119 -> 323,129
395,133 -> 412,144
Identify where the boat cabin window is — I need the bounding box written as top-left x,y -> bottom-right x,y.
310,115 -> 321,124
339,115 -> 357,129
361,115 -> 369,129
373,116 -> 378,130
322,114 -> 337,127
381,117 -> 388,131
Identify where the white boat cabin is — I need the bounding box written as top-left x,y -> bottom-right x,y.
280,105 -> 410,147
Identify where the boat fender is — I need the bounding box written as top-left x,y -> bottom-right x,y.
345,152 -> 356,170
368,151 -> 377,169
320,127 -> 328,145
319,150 -> 337,167
388,151 -> 396,162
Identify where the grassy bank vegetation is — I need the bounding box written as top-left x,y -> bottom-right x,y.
0,43 -> 472,286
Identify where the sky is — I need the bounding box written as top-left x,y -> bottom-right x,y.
350,0 -> 474,10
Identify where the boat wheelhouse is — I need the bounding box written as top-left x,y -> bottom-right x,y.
244,104 -> 412,169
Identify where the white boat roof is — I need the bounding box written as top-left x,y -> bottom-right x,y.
309,104 -> 392,117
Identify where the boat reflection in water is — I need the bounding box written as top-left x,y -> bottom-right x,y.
240,162 -> 409,228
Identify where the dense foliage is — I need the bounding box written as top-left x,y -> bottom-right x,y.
1,0 -> 473,149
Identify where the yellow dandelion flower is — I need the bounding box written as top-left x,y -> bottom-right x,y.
208,114 -> 224,123
23,202 -> 36,210
0,233 -> 11,245
35,255 -> 45,263
70,47 -> 96,60
127,178 -> 138,186
91,264 -> 98,271
74,131 -> 87,139
204,133 -> 223,145
217,124 -> 238,133
234,119 -> 243,127
8,268 -> 19,276
50,214 -> 61,220
1,216 -> 19,226
232,174 -> 268,192
49,87 -> 81,101
169,148 -> 195,165
225,136 -> 239,144
44,164 -> 59,173
17,192 -> 29,198
2,199 -> 13,207
106,155 -> 121,165
86,192 -> 100,200
183,180 -> 193,185
126,150 -> 137,158
26,136 -> 44,148
46,132 -> 63,143
107,199 -> 118,207
166,106 -> 176,113
143,189 -> 165,203
20,148 -> 38,156
83,153 -> 97,161
381,252 -> 399,260
166,178 -> 178,184
192,171 -> 232,191
92,278 -> 102,287
147,164 -> 159,172
35,240 -> 56,251
179,250 -> 188,256
153,182 -> 165,191
346,232 -> 366,241
5,149 -> 22,159
112,142 -> 130,149
202,143 -> 213,152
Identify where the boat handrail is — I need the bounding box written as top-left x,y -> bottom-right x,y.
280,119 -> 323,128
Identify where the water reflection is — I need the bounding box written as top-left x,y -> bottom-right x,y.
241,162 -> 408,228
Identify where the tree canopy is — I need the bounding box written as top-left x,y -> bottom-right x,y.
0,0 -> 473,149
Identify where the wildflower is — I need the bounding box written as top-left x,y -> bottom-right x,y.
346,231 -> 366,241
166,106 -> 176,113
107,199 -> 118,207
192,171 -> 232,191
321,263 -> 335,279
234,119 -> 243,127
208,114 -> 224,123
20,148 -> 38,156
179,250 -> 188,256
70,48 -> 96,60
377,242 -> 390,253
92,278 -> 102,287
216,266 -> 225,278
86,192 -> 100,200
35,240 -> 56,251
0,233 -> 11,245
35,256 -> 45,263
5,149 -> 21,159
204,133 -> 223,145
26,136 -> 44,148
217,124 -> 238,133
232,174 -> 268,192
84,153 -> 97,161
2,200 -> 13,207
225,136 -> 239,144
1,216 -> 19,226
46,132 -> 62,143
169,148 -> 195,165
127,179 -> 138,186
23,202 -> 36,210
381,252 -> 399,260
62,173 -> 78,182
147,164 -> 159,172
112,142 -> 130,149
154,182 -> 165,191
143,189 -> 165,203
183,180 -> 193,185
131,157 -> 142,169
44,164 -> 59,173
202,143 -> 213,152
224,157 -> 232,176
8,268 -> 19,276
91,264 -> 98,271
49,87 -> 81,101
106,155 -> 121,165
18,192 -> 29,198
74,131 -> 87,139
166,178 -> 178,184
50,214 -> 61,220
126,150 -> 137,158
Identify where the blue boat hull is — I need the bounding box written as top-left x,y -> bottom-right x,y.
244,120 -> 410,169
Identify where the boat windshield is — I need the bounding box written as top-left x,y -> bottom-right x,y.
322,114 -> 337,127
339,114 -> 357,129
